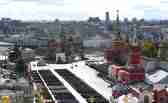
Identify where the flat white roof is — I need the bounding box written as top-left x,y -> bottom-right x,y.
67,61 -> 112,101
30,61 -> 111,102
147,70 -> 168,84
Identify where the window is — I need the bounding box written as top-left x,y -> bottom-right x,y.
144,95 -> 149,103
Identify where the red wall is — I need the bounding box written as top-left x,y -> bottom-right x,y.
153,89 -> 168,103
112,65 -> 145,83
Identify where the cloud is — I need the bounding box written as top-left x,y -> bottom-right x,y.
131,0 -> 162,20
160,0 -> 168,4
11,0 -> 65,6
12,0 -> 36,2
0,0 -> 165,20
0,0 -> 11,5
0,1 -> 89,21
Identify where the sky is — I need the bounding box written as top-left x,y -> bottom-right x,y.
0,0 -> 165,21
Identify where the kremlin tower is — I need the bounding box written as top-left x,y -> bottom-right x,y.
105,10 -> 128,65
111,23 -> 145,84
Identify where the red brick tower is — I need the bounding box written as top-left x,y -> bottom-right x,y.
105,10 -> 128,65
112,25 -> 145,83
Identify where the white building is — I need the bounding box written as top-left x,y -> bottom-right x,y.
4,34 -> 48,47
83,34 -> 112,48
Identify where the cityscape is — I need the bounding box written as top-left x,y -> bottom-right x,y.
0,0 -> 167,103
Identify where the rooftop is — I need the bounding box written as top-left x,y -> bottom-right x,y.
146,70 -> 168,84
30,61 -> 111,102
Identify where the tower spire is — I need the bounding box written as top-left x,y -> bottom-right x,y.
116,10 -> 121,39
133,24 -> 138,46
116,10 -> 119,27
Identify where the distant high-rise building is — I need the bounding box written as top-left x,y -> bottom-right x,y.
116,10 -> 120,35
132,17 -> 137,24
122,18 -> 129,33
88,17 -> 101,24
105,12 -> 112,31
124,18 -> 129,24
105,12 -> 110,23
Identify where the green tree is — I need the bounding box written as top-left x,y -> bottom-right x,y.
142,40 -> 158,58
15,58 -> 26,79
159,41 -> 168,60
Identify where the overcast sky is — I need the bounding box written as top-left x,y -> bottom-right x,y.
0,0 -> 164,21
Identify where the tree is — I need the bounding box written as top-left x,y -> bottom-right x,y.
142,40 -> 158,58
15,58 -> 26,79
158,41 -> 168,60
9,45 -> 22,62
56,56 -> 64,64
47,48 -> 56,62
